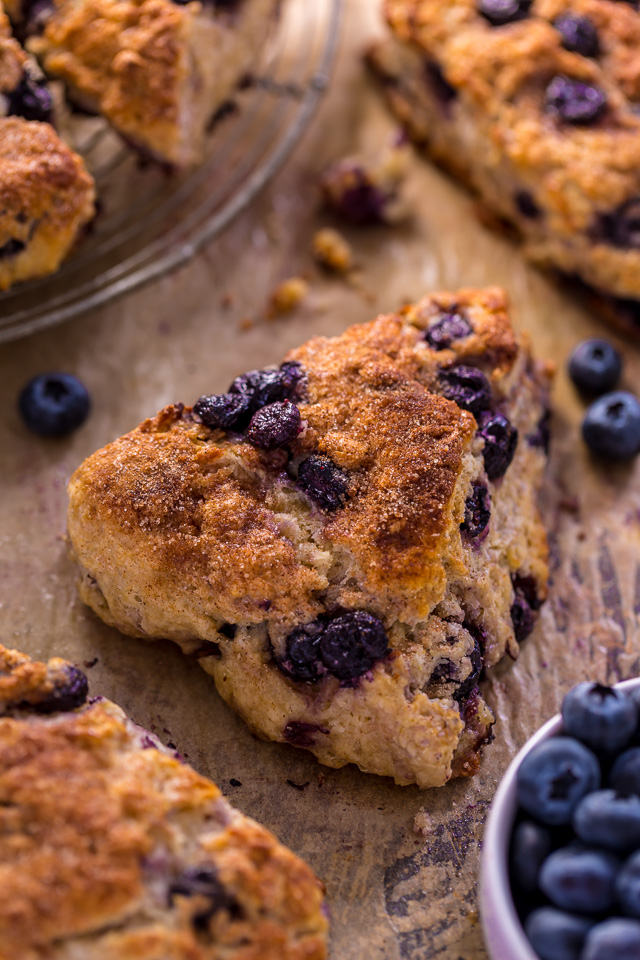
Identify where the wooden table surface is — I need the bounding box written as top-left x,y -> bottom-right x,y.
2,2 -> 640,957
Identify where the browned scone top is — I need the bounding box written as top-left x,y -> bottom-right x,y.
68,288 -> 551,788
0,644 -> 328,960
0,3 -> 26,92
370,1 -> 640,332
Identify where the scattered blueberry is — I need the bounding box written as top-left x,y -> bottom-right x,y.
563,683 -> 638,753
194,392 -> 252,431
478,0 -> 532,26
616,850 -> 640,919
438,365 -> 491,415
517,736 -> 601,825
424,312 -> 472,350
545,75 -> 607,125
568,340 -> 622,395
582,392 -> 640,460
245,400 -> 302,451
582,918 -> 640,960
525,907 -> 594,960
598,198 -> 640,250
511,821 -> 553,893
279,621 -> 326,683
574,790 -> 640,853
296,455 -> 350,511
479,413 -> 519,480
18,373 -> 91,437
539,845 -> 620,914
7,71 -> 53,124
461,483 -> 491,539
553,15 -> 600,57
319,611 -> 389,682
610,748 -> 640,797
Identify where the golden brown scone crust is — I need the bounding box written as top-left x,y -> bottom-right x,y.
0,644 -> 328,960
369,0 -> 640,316
68,288 -> 551,788
24,0 -> 280,167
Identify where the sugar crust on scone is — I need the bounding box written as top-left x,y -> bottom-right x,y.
67,288 -> 551,789
368,0 -> 640,328
0,644 -> 328,960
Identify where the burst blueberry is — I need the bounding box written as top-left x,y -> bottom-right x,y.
479,0 -> 532,26
479,413 -> 518,480
525,907 -> 594,960
168,867 -> 236,931
511,821 -> 552,893
553,15 -> 600,57
194,392 -> 252,431
452,635 -> 483,703
438,365 -> 491,415
562,682 -> 638,752
424,312 -> 472,350
582,918 -> 640,960
297,455 -> 350,511
582,392 -> 640,460
32,664 -> 89,714
517,736 -> 601,825
539,845 -> 620,914
7,71 -> 53,124
545,75 -> 607,125
598,198 -> 640,249
319,611 -> 389,682
461,483 -> 491,539
245,400 -> 302,450
229,361 -> 305,410
569,340 -> 622,395
279,622 -> 326,683
19,372 -> 91,437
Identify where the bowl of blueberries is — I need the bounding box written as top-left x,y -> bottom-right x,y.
481,679 -> 640,960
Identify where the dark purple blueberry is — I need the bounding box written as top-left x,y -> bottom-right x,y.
452,635 -> 483,703
574,790 -> 640,853
194,392 -> 252,431
7,70 -> 52,124
582,392 -> 640,460
553,15 -> 600,57
283,720 -> 329,747
562,682 -> 638,753
511,821 -> 552,894
540,845 -> 620,914
569,340 -> 622,395
424,312 -> 472,350
517,736 -> 601,825
583,918 -> 640,960
229,361 -> 305,411
616,849 -> 640,918
525,907 -> 594,960
429,659 -> 455,684
0,238 -> 26,260
279,621 -> 326,683
31,664 -> 89,714
296,455 -> 350,511
511,574 -> 540,643
479,413 -> 518,480
461,483 -> 491,539
528,409 -> 551,453
545,75 -> 607,125
245,400 -> 302,451
438,365 -> 491,415
424,60 -> 457,108
598,198 -> 640,250
169,867 -> 238,931
515,190 -> 541,219
18,373 -> 90,437
323,163 -> 390,226
478,0 -> 532,26
610,748 -> 640,797
318,611 -> 389,682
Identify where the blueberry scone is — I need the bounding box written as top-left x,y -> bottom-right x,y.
67,288 -> 552,789
9,0 -> 281,168
0,6 -> 95,289
368,1 -> 640,335
0,643 -> 328,960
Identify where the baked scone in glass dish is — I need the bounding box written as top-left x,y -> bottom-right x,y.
0,643 -> 328,960
67,287 -> 552,789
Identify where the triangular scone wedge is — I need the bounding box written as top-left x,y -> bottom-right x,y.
68,288 -> 552,789
10,0 -> 281,168
0,644 -> 328,960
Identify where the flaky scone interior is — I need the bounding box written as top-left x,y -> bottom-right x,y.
68,288 -> 552,789
0,644 -> 328,960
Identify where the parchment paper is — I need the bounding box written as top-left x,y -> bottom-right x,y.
1,2 -> 640,957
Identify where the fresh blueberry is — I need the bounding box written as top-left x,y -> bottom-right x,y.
616,849 -> 640,918
563,682 -> 638,752
194,392 -> 252,431
18,373 -> 90,437
479,413 -> 519,480
278,621 -> 326,683
582,918 -> 640,960
598,198 -> 640,250
438,365 -> 491,415
517,736 -> 600,825
31,664 -> 88,713
545,75 -> 607,125
168,867 -> 237,931
568,340 -> 622,395
510,820 -> 552,893
574,790 -> 640,853
297,455 -> 350,511
611,748 -> 640,797
539,845 -> 620,914
7,71 -> 53,124
478,0 -> 532,26
424,313 -> 473,350
553,15 -> 600,57
245,400 -> 302,451
318,611 -> 389,681
461,483 -> 491,539
525,907 -> 594,960
582,392 -> 640,460
511,574 -> 540,643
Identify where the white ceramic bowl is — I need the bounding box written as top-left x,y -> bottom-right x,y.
480,676 -> 640,960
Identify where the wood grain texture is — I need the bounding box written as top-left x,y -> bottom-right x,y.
0,2 -> 639,957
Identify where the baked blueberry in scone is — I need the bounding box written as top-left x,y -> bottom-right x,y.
0,643 -> 328,960
67,288 -> 552,789
367,1 -> 640,336
0,6 -> 95,289
10,0 -> 281,168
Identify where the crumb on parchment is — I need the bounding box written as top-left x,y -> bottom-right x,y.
312,228 -> 353,274
267,277 -> 310,318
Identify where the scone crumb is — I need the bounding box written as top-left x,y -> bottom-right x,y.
267,277 -> 310,318
320,142 -> 410,225
313,228 -> 353,273
413,808 -> 435,836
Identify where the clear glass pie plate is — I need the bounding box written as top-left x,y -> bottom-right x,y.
0,0 -> 343,343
